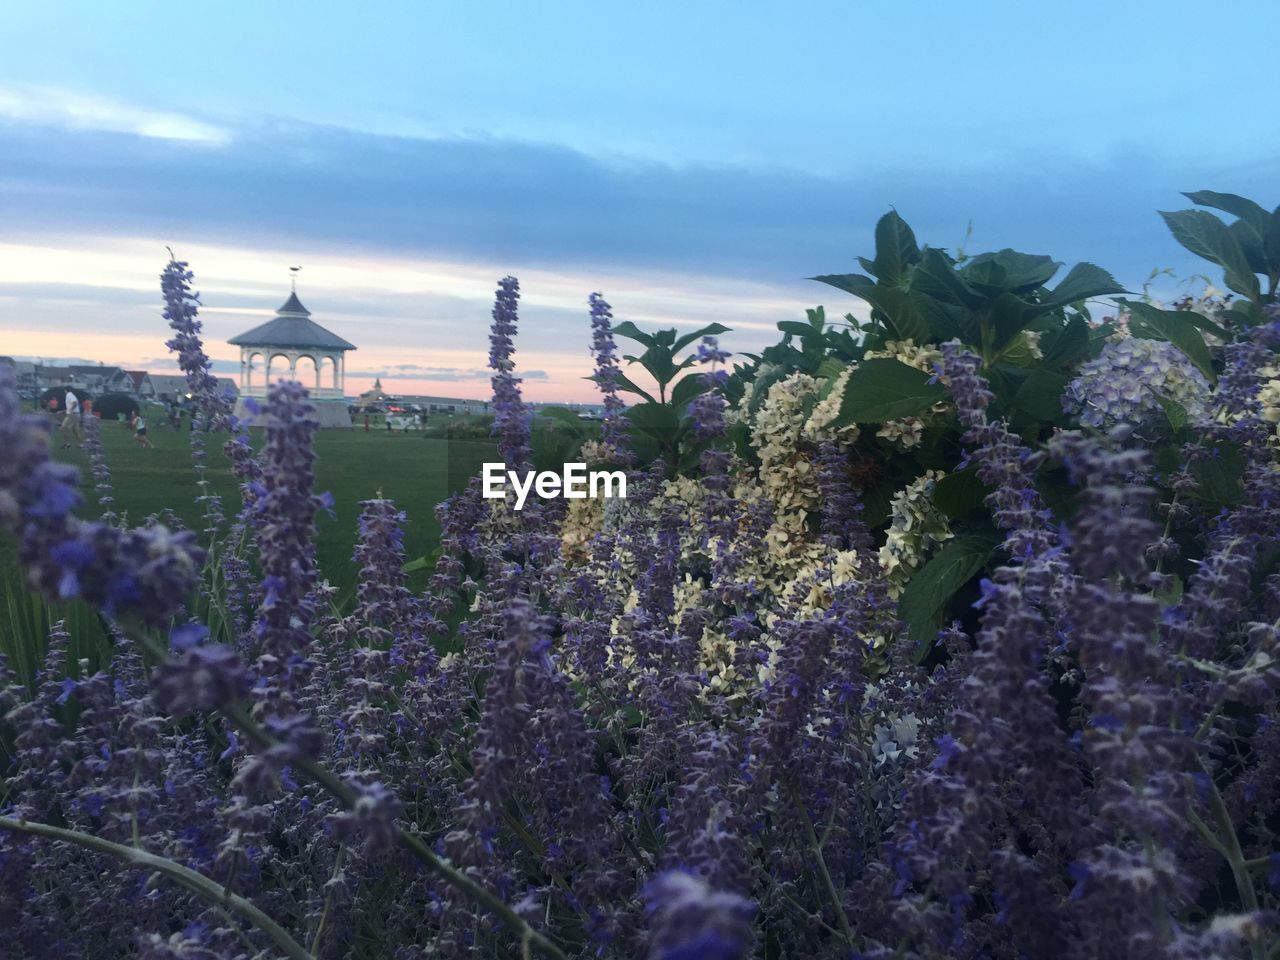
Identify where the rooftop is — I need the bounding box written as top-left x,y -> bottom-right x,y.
228,293 -> 357,352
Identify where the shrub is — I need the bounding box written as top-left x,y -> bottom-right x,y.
1,211 -> 1278,960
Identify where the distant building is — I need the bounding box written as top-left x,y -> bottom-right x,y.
123,370 -> 155,399
228,290 -> 356,428
358,377 -> 389,405
148,374 -> 191,402
65,364 -> 134,395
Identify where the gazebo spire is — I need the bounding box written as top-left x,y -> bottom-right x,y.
227,282 -> 356,428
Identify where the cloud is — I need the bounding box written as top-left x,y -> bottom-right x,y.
348,365 -> 548,382
0,86 -> 231,145
1,111 -> 1276,300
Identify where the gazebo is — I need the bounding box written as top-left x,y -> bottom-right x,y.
228,291 -> 356,428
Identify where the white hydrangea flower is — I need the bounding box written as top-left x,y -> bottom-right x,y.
878,470 -> 953,599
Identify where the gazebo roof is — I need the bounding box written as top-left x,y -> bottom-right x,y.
228,293 -> 356,352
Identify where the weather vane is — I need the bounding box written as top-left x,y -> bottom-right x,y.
289,265 -> 302,291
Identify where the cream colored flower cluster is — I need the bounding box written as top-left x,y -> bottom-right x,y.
878,469 -> 953,599
863,340 -> 946,451
801,368 -> 860,446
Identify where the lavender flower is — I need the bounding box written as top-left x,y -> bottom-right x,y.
0,369 -> 202,626
644,871 -> 755,960
81,412 -> 116,524
489,276 -> 533,471
589,292 -> 633,463
161,257 -> 233,430
251,379 -> 322,694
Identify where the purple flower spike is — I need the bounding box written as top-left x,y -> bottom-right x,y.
644,871 -> 756,960
589,291 -> 634,464
489,276 -> 533,471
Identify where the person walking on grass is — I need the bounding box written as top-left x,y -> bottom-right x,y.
130,412 -> 153,449
60,389 -> 83,448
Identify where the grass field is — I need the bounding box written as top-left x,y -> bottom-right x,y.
0,416 -> 496,680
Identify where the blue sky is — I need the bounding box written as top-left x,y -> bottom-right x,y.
1,1 -> 1276,399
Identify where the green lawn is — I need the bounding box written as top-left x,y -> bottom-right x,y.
0,419 -> 495,681
68,419 -> 494,594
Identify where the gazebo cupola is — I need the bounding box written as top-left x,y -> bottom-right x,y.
228,291 -> 356,401
227,289 -> 357,428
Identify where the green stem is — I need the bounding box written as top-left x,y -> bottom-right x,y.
0,814 -> 312,960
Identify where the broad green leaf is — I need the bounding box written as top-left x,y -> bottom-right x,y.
830,358 -> 948,425
962,249 -> 1060,294
911,290 -> 971,342
1121,300 -> 1216,384
986,292 -> 1047,350
809,273 -> 929,343
811,272 -> 878,299
1149,390 -> 1188,432
611,320 -> 655,347
1045,261 -> 1126,307
931,470 -> 991,519
625,344 -> 681,389
672,322 -> 732,354
869,210 -> 921,285
910,248 -> 982,307
815,357 -> 847,380
670,372 -> 710,410
869,287 -> 931,344
1192,442 -> 1244,506
599,370 -> 655,404
625,401 -> 682,440
902,533 -> 1001,661
1267,206 -> 1280,276
1229,219 -> 1268,276
1160,209 -> 1261,301
1011,370 -> 1069,422
778,320 -> 818,338
1039,315 -> 1090,368
1183,190 -> 1270,236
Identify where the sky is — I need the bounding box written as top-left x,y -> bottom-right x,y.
1,1 -> 1277,402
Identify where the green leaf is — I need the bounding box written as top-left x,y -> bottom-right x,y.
608,371 -> 656,404
670,372 -> 710,410
1229,219 -> 1269,276
1121,300 -> 1216,384
911,290 -> 971,342
809,273 -> 929,343
811,272 -> 878,299
1149,389 -> 1188,432
1045,261 -> 1126,307
1039,315 -> 1090,368
625,401 -> 682,440
611,320 -> 656,347
1011,370 -> 1069,422
962,249 -> 1061,295
1160,209 -> 1261,301
869,210 -> 921,285
1267,206 -> 1280,277
815,357 -> 847,381
625,344 -> 681,389
931,470 -> 990,519
1191,442 -> 1244,506
672,322 -> 732,354
1183,190 -> 1270,236
901,534 -> 1001,661
910,248 -> 982,307
830,358 -> 949,425
777,320 -> 819,338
